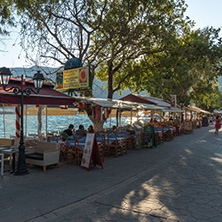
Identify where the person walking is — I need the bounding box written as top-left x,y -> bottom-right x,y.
215,116 -> 221,134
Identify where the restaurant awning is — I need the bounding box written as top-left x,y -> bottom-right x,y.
189,105 -> 210,114
162,107 -> 184,113
72,96 -> 164,110
0,78 -> 76,105
120,94 -> 171,108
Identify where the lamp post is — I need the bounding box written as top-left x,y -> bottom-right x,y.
0,67 -> 45,175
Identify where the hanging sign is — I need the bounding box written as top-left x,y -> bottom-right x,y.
56,66 -> 92,91
170,95 -> 177,107
81,133 -> 103,171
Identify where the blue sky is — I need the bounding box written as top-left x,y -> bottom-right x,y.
1,0 -> 222,68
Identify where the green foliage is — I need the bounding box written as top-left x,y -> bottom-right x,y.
0,0 -> 15,35
7,0 -> 222,112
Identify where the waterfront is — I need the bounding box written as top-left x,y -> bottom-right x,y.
0,113 -> 131,138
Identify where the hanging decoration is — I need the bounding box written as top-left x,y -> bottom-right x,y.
15,105 -> 21,138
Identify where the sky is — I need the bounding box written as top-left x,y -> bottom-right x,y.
1,0 -> 222,68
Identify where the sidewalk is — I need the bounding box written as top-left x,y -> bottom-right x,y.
1,125 -> 222,222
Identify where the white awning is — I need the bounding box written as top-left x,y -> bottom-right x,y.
163,107 -> 184,113
72,96 -> 164,110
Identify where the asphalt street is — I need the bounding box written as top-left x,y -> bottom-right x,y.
1,124 -> 222,222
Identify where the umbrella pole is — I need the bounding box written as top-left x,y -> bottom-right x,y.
3,104 -> 6,138
25,105 -> 27,139
130,110 -> 132,126
45,105 -> 48,138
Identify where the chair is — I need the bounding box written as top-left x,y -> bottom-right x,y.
116,133 -> 127,155
107,133 -> 124,157
65,142 -> 76,164
96,135 -> 105,162
74,137 -> 86,165
163,127 -> 174,141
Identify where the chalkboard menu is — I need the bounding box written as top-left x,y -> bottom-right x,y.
142,125 -> 156,148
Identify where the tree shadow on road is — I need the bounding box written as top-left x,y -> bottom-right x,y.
91,126 -> 222,221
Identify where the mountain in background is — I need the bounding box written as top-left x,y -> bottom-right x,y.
10,66 -> 147,99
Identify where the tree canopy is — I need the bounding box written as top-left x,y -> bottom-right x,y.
2,0 -> 222,111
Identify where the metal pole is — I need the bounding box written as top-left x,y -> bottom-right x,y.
25,105 -> 27,139
45,105 -> 48,138
15,75 -> 28,175
3,104 -> 6,138
130,110 -> 132,126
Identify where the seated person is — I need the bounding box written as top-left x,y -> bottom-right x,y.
88,125 -> 94,133
111,125 -> 117,133
153,118 -> 158,123
63,124 -> 75,136
62,124 -> 75,140
76,125 -> 86,138
169,116 -> 173,121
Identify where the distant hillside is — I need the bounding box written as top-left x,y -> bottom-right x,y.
10,66 -> 147,99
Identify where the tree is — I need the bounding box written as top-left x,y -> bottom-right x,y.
14,0 -> 193,130
121,27 -> 222,109
0,0 -> 15,35
93,0 -> 191,98
16,0 -> 191,97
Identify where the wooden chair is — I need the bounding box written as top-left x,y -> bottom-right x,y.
96,135 -> 105,162
66,140 -> 76,164
116,133 -> 127,155
163,128 -> 174,141
74,137 -> 86,165
107,133 -> 119,157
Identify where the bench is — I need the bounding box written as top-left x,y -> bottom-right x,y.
25,141 -> 60,172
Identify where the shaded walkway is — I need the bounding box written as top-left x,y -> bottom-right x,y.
1,125 -> 222,222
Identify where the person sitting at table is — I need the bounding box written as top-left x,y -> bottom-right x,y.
153,118 -> 158,123
169,116 -> 173,121
63,124 -> 75,136
88,125 -> 94,133
61,124 -> 75,141
111,125 -> 117,133
76,124 -> 86,138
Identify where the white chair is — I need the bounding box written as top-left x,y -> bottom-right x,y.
0,153 -> 4,177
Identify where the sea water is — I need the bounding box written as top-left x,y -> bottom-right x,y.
0,113 -> 131,138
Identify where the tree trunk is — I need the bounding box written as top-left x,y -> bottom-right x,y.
89,116 -> 105,132
38,106 -> 44,139
107,60 -> 113,99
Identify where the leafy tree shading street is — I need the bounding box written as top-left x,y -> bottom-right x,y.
1,0 -> 222,112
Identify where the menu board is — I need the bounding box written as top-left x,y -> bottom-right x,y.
184,121 -> 193,132
142,125 -> 156,148
81,133 -> 103,171
81,133 -> 95,169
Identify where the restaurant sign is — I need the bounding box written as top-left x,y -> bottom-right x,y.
56,66 -> 92,91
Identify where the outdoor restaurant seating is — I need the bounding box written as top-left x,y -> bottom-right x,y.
25,141 -> 60,172
107,132 -> 127,157
96,135 -> 105,162
66,137 -> 85,165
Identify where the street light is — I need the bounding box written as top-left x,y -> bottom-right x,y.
0,67 -> 45,175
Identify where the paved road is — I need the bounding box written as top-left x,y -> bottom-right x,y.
1,125 -> 222,222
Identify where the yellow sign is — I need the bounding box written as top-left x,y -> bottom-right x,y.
56,66 -> 91,91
